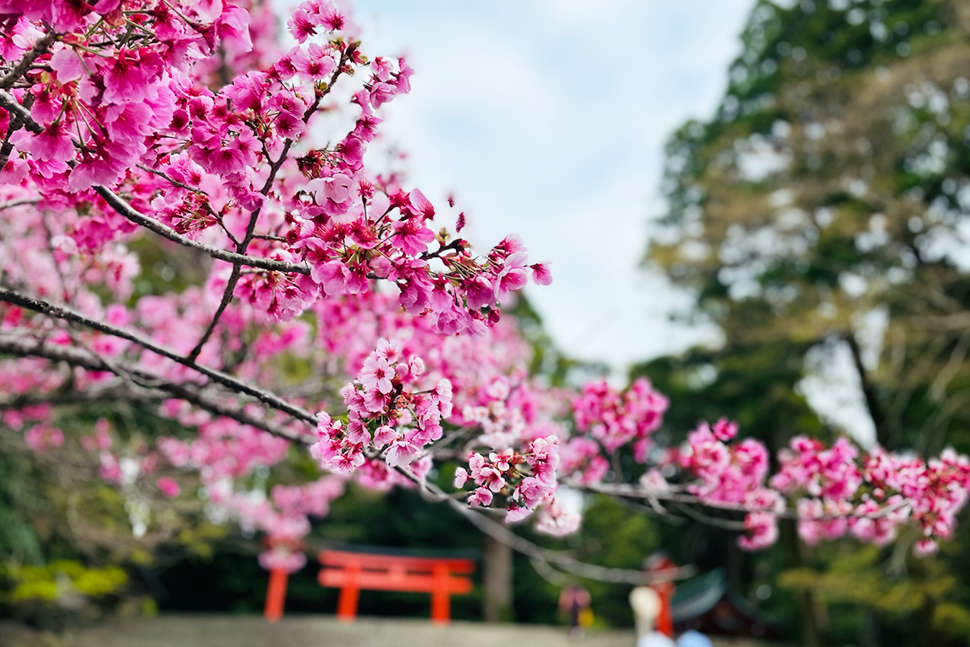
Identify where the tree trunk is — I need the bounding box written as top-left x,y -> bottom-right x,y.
482,534 -> 513,622
781,519 -> 825,647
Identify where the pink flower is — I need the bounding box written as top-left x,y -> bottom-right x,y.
205,145 -> 245,176
276,111 -> 305,139
287,8 -> 317,42
345,419 -> 370,445
505,505 -> 532,524
469,487 -> 493,507
492,252 -> 529,300
385,441 -> 419,468
10,121 -> 74,162
529,262 -> 553,285
292,43 -> 335,81
468,453 -> 486,479
738,512 -> 778,550
433,379 -> 453,417
374,338 -> 403,363
409,189 -> 435,220
360,355 -> 395,394
215,5 -> 253,52
517,477 -> 547,508
369,82 -> 396,108
24,425 -> 64,452
105,101 -> 153,144
914,538 -> 938,557
51,47 -> 84,83
103,49 -> 153,104
68,142 -> 128,191
317,3 -> 345,31
477,466 -> 505,492
535,499 -> 580,536
464,279 -> 493,310
30,89 -> 61,127
454,467 -> 468,488
157,477 -> 181,498
391,218 -> 435,256
395,57 -> 413,94
372,57 -> 394,82
373,425 -> 396,446
490,449 -> 513,471
712,418 -> 738,442
308,173 -> 353,214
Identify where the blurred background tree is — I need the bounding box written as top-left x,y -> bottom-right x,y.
642,0 -> 970,644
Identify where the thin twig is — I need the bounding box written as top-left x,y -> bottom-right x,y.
0,331 -> 305,444
93,187 -> 311,275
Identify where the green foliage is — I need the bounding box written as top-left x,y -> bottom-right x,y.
0,451 -> 46,565
776,541 -> 970,643
646,0 -> 970,643
1,561 -> 127,604
778,545 -> 950,614
573,496 -> 660,627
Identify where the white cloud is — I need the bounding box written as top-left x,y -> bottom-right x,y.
349,1 -> 754,371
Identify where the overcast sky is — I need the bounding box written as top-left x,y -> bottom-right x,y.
346,1 -> 756,371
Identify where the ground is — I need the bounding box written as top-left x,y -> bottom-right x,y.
0,615 -> 783,647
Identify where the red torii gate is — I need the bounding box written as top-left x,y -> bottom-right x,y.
318,549 -> 476,625
263,548 -> 476,625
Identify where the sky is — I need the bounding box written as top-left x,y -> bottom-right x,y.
346,0 -> 757,372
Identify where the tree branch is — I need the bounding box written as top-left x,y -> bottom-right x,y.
92,187 -> 310,276
0,331 -> 306,444
0,31 -> 57,89
0,89 -> 41,133
184,46 -> 355,362
844,332 -> 888,447
0,326 -> 689,586
0,289 -> 318,427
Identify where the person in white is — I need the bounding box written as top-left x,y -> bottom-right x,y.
676,630 -> 713,647
629,586 -> 675,647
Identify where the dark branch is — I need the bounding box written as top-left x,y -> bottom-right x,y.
0,289 -> 318,427
844,332 -> 888,447
93,187 -> 310,275
0,331 -> 306,444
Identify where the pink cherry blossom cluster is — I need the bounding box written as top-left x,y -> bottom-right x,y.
679,419 -> 783,550
572,377 -> 670,460
674,421 -> 970,553
0,0 -> 554,566
453,436 -> 565,529
310,339 -> 453,473
2,0 -> 547,333
3,0 -> 254,191
772,438 -> 970,556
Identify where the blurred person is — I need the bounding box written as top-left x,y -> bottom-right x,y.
677,630 -> 713,647
559,583 -> 592,639
630,584 -> 662,639
642,554 -> 677,636
639,633 -> 676,647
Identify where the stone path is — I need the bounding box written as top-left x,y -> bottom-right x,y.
2,615 -> 779,647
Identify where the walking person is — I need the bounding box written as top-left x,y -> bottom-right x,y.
559,583 -> 592,639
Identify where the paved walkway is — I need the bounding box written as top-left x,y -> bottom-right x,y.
2,615 -> 779,647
